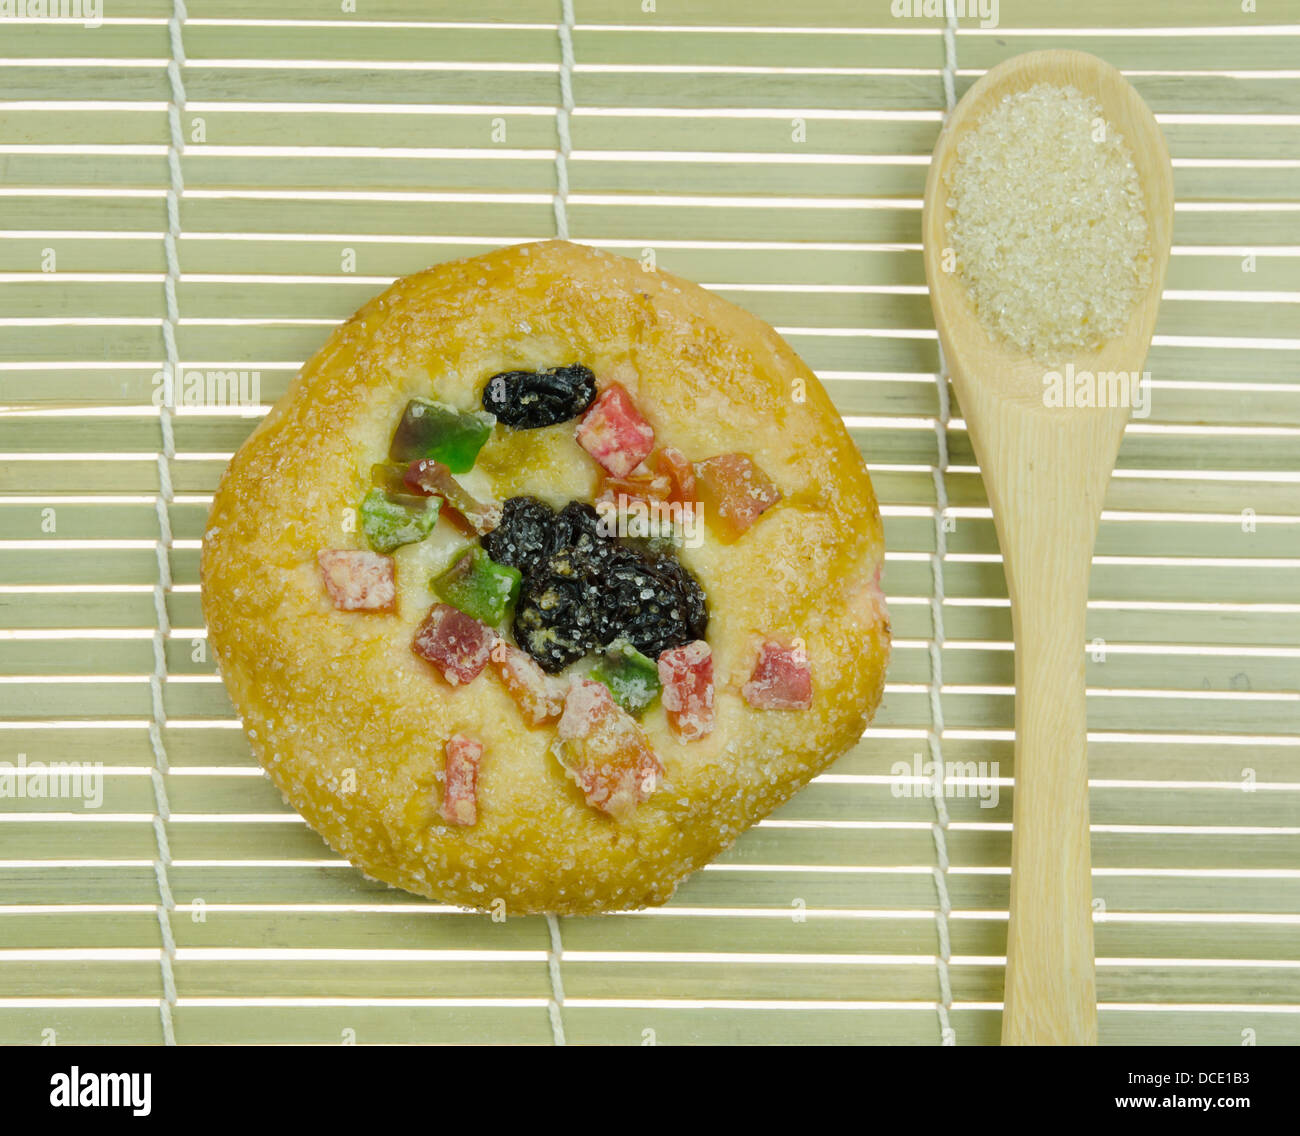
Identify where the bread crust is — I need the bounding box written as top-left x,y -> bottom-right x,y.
200,240 -> 890,915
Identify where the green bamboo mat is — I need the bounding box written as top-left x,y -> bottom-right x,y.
1,0 -> 1298,1046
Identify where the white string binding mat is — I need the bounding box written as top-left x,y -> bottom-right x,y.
148,0 -> 191,1048
928,6 -> 961,1046
552,0 -> 577,245
543,0 -> 578,1048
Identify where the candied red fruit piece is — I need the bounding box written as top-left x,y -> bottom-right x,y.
556,679 -> 663,818
317,549 -> 396,612
658,640 -> 714,741
742,640 -> 812,710
404,458 -> 501,535
440,733 -> 482,827
575,382 -> 655,477
650,445 -> 698,507
599,465 -> 672,508
694,452 -> 781,542
490,639 -> 566,726
412,603 -> 495,686
599,446 -> 698,512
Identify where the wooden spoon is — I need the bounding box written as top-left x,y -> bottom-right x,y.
922,50 -> 1173,1045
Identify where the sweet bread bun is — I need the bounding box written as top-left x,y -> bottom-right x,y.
201,240 -> 890,915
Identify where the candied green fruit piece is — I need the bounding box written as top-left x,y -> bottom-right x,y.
431,546 -> 522,626
591,638 -> 661,717
370,461 -> 416,499
389,398 -> 494,473
360,487 -> 440,553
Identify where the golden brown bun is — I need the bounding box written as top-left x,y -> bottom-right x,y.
201,240 -> 890,915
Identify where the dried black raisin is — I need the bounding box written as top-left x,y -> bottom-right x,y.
550,501 -> 616,559
512,548 -> 605,672
594,545 -> 708,660
482,364 -> 597,429
480,496 -> 555,578
491,495 -> 708,673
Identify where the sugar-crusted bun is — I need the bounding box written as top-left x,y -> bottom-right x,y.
201,240 -> 890,915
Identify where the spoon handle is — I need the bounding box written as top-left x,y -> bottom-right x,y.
972,408 -> 1115,1045
1001,544 -> 1098,1045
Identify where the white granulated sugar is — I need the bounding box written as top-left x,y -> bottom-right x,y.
945,83 -> 1152,362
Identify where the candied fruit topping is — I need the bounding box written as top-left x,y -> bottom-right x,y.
359,485 -> 440,554
370,461 -> 419,500
372,368 -> 709,689
440,734 -> 482,827
432,546 -> 521,626
481,363 -> 597,429
555,679 -> 663,818
403,458 -> 501,535
650,445 -> 698,507
490,639 -> 567,726
742,640 -> 813,711
318,549 -> 396,612
557,676 -> 615,741
658,640 -> 714,741
694,452 -> 782,542
575,382 -> 655,477
600,465 -> 673,508
389,397 -> 494,474
590,638 -> 661,717
597,443 -> 700,512
412,603 -> 495,686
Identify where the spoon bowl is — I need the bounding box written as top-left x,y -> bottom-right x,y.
926,49 -> 1174,410
922,50 -> 1173,1046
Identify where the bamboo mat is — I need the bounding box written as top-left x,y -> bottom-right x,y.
1,0 -> 1297,1046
